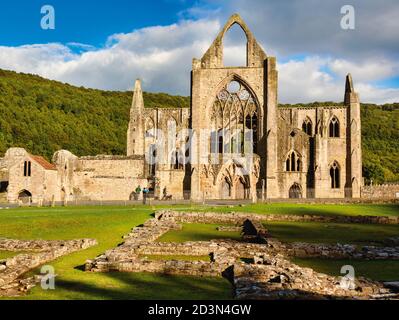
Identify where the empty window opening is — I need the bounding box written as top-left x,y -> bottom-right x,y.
329,117 -> 340,138
285,152 -> 301,172
330,161 -> 340,189
23,161 -> 32,177
223,23 -> 247,67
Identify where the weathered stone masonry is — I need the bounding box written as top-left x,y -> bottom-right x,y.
86,211 -> 399,299
0,238 -> 97,296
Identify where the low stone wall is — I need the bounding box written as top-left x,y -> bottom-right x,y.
89,257 -> 227,277
155,210 -> 399,225
216,226 -> 242,232
286,243 -> 399,260
233,257 -> 391,300
0,238 -> 94,252
361,184 -> 399,200
86,212 -> 398,300
0,238 -> 97,296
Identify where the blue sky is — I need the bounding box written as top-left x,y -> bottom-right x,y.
0,0 -> 199,46
0,0 -> 398,103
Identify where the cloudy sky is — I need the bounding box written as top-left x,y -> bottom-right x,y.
0,0 -> 398,103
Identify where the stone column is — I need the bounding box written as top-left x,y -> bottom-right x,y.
264,57 -> 279,198
345,74 -> 362,198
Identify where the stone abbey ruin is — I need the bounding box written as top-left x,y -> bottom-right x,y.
1,13 -> 397,205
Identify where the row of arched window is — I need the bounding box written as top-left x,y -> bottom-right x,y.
285,151 -> 301,172
299,117 -> 340,138
284,155 -> 341,189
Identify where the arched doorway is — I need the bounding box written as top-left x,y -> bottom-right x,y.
235,179 -> 246,199
18,190 -> 32,204
289,183 -> 302,199
221,179 -> 231,199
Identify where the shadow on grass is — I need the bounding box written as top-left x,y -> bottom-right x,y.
54,271 -> 233,300
263,221 -> 399,245
74,264 -> 86,272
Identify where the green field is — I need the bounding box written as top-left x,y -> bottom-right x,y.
157,223 -> 242,243
0,251 -> 27,260
0,203 -> 398,300
292,258 -> 399,282
263,221 -> 399,245
190,203 -> 399,217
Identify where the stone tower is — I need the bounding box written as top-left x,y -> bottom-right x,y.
345,74 -> 362,197
189,13 -> 279,201
127,79 -> 145,156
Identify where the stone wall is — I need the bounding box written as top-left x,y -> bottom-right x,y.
361,184 -> 399,200
286,242 -> 399,260
155,210 -> 399,225
85,211 -> 398,299
0,238 -> 97,296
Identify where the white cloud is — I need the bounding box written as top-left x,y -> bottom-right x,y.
278,56 -> 399,103
0,19 -> 223,94
328,59 -> 399,82
0,14 -> 398,104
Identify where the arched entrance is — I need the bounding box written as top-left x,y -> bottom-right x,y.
221,179 -> 231,199
289,183 -> 302,199
235,179 -> 247,199
18,190 -> 32,204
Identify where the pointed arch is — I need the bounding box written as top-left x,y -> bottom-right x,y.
285,150 -> 302,172
223,22 -> 248,67
329,116 -> 340,138
329,161 -> 340,189
302,117 -> 313,136
200,14 -> 267,68
209,75 -> 261,155
221,177 -> 232,199
289,183 -> 302,199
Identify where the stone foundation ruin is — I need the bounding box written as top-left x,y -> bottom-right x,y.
0,238 -> 97,296
86,210 -> 399,300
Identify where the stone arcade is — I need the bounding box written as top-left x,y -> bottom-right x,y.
0,14 -> 369,203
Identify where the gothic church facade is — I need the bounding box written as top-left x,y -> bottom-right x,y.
0,14 -> 362,204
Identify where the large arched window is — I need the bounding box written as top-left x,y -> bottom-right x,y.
302,118 -> 312,136
285,151 -> 301,172
330,161 -> 340,189
210,79 -> 259,154
329,117 -> 340,138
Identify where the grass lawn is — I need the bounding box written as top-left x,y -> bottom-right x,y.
187,203 -> 399,217
157,223 -> 242,243
263,221 -> 399,245
0,205 -> 231,300
292,258 -> 399,282
0,251 -> 28,260
0,203 -> 398,300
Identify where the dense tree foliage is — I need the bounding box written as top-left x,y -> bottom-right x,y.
0,69 -> 189,159
0,69 -> 397,183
